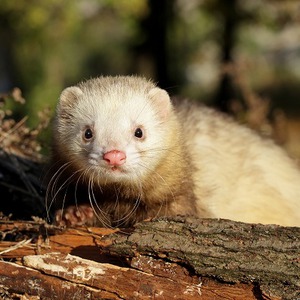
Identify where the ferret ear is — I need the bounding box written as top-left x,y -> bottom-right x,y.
58,86 -> 83,110
148,87 -> 172,120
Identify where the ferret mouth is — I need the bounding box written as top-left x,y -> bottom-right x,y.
110,166 -> 122,172
103,166 -> 131,182
90,165 -> 129,180
105,165 -> 127,174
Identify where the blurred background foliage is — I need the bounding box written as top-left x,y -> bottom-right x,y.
1,0 -> 300,156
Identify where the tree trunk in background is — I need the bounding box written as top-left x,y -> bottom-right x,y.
0,11 -> 19,92
147,0 -> 169,88
214,0 -> 239,112
134,0 -> 176,90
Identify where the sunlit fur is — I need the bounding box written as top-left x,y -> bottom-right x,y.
46,76 -> 199,228
46,76 -> 300,228
177,101 -> 300,226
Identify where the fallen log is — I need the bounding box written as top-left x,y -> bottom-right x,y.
0,252 -> 267,300
103,216 -> 300,300
0,217 -> 299,299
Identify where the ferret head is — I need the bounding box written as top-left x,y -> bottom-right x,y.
54,76 -> 178,185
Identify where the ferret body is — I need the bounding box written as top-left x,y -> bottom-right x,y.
47,76 -> 300,227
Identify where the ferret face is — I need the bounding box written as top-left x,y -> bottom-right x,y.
55,76 -> 174,185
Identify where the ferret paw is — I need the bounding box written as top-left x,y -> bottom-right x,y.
55,204 -> 94,227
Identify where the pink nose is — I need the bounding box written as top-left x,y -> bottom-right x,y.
103,150 -> 126,166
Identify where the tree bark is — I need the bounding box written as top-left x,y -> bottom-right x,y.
103,216 -> 300,300
213,0 -> 239,112
0,217 -> 299,299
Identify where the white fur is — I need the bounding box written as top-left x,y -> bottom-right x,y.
56,77 -> 174,184
179,105 -> 300,226
56,76 -> 300,226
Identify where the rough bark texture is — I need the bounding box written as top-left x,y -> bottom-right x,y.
103,216 -> 300,300
0,217 -> 299,299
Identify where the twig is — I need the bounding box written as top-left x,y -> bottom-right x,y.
0,116 -> 28,145
0,238 -> 33,255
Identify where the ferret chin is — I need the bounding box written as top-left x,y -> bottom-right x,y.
46,75 -> 300,228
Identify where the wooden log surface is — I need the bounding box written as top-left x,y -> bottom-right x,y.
0,219 -> 116,261
102,216 -> 300,300
0,217 -> 299,300
0,252 -> 269,300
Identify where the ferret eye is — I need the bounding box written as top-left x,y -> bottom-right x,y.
134,127 -> 143,139
84,128 -> 93,140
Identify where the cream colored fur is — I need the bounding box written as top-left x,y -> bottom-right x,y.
52,76 -> 300,227
177,103 -> 300,226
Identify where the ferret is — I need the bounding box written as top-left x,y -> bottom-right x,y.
46,75 -> 300,228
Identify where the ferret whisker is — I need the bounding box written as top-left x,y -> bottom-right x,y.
87,169 -> 113,228
51,167 -> 82,203
90,183 -> 113,228
115,196 -> 141,227
140,165 -> 173,220
138,162 -> 176,205
46,161 -> 70,199
114,180 -> 143,226
46,161 -> 74,220
112,185 -> 122,224
139,146 -> 183,160
73,168 -> 87,212
46,161 -> 85,222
